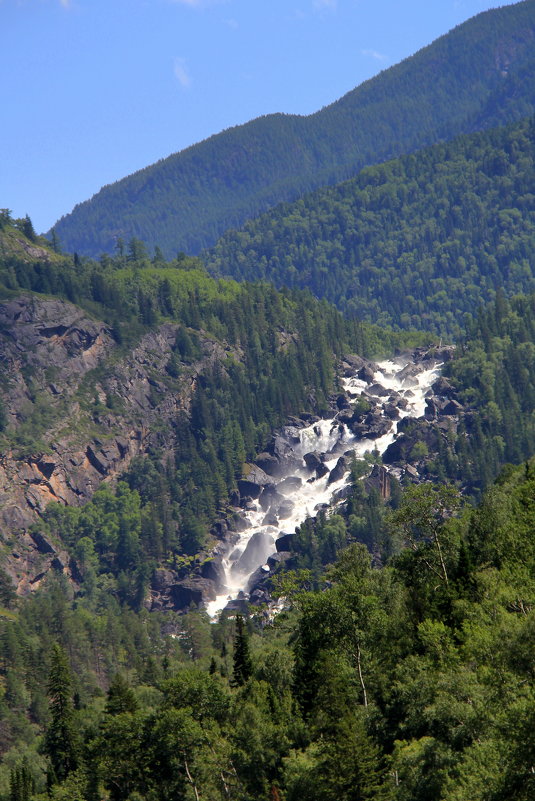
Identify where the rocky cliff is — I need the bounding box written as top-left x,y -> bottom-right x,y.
0,294 -> 229,593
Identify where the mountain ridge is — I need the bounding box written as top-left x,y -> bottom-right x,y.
52,0 -> 535,258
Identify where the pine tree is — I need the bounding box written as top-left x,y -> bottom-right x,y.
9,760 -> 34,801
43,643 -> 79,784
105,673 -> 138,715
231,614 -> 252,687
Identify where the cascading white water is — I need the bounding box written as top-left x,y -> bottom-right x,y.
205,357 -> 442,617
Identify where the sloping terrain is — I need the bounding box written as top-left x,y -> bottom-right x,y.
207,116 -> 535,335
52,0 -> 535,257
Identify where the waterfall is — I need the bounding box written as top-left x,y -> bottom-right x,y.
206,356 -> 443,617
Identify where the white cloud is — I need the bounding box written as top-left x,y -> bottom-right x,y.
173,57 -> 192,88
59,0 -> 71,7
225,17 -> 239,29
361,48 -> 387,61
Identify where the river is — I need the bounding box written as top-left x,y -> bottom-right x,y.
206,355 -> 443,617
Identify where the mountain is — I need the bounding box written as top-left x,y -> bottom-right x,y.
207,116 -> 535,335
51,0 -> 535,258
0,220 -> 418,599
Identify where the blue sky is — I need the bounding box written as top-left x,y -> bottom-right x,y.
1,0 -> 522,233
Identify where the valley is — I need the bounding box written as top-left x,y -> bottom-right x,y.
1,2 -> 535,799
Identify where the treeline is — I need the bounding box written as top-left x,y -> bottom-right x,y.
1,461 -> 534,800
52,1 -> 535,257
207,116 -> 535,336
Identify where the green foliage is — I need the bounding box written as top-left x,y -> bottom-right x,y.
43,644 -> 80,784
231,615 -> 253,687
430,291 -> 535,494
0,462 -> 533,799
53,0 -> 535,257
208,116 -> 535,335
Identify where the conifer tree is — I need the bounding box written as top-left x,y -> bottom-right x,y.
9,760 -> 34,801
231,614 -> 252,687
43,643 -> 79,784
105,673 -> 138,715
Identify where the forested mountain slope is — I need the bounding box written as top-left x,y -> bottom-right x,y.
0,217 -> 417,600
208,116 -> 535,336
52,0 -> 535,258
0,455 -> 534,800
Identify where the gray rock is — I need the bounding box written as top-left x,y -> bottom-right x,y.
277,476 -> 302,494
443,399 -> 463,415
30,531 -> 57,555
259,485 -> 284,511
277,499 -> 295,519
367,382 -> 390,397
328,456 -> 347,485
233,531 -> 276,574
237,479 -> 263,500
276,533 -> 295,552
303,451 -> 325,471
357,365 -> 376,383
267,551 -> 294,569
200,557 -> 227,590
171,578 -> 217,609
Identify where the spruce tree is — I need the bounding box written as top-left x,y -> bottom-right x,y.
9,760 -> 34,801
43,643 -> 79,784
231,614 -> 252,687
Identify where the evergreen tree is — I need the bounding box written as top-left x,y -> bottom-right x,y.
231,615 -> 253,687
105,673 -> 138,715
43,643 -> 80,784
9,760 -> 35,801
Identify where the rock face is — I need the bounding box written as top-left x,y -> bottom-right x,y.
0,295 -> 229,594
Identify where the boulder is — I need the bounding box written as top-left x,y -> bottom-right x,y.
277,499 -> 295,519
367,383 -> 390,397
277,476 -> 302,494
259,485 -> 284,512
247,563 -> 272,592
276,533 -> 295,552
152,568 -> 176,593
237,479 -> 263,500
233,531 -> 276,574
384,404 -> 400,420
315,462 -> 330,479
200,557 -> 227,590
336,408 -> 356,426
357,365 -> 376,384
227,514 -> 250,533
336,394 -> 351,410
431,376 -> 456,397
299,413 -> 321,424
303,451 -> 325,471
267,552 -> 294,569
254,452 -> 282,477
171,578 -> 217,609
327,456 -> 347,485
443,399 -> 463,415
382,435 -> 412,464
244,464 -> 272,486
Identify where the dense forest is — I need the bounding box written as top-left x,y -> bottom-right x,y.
51,0 -> 535,258
0,215 -> 426,606
3,5 -> 535,794
207,116 -> 535,336
0,457 -> 534,800
1,207 -> 535,799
